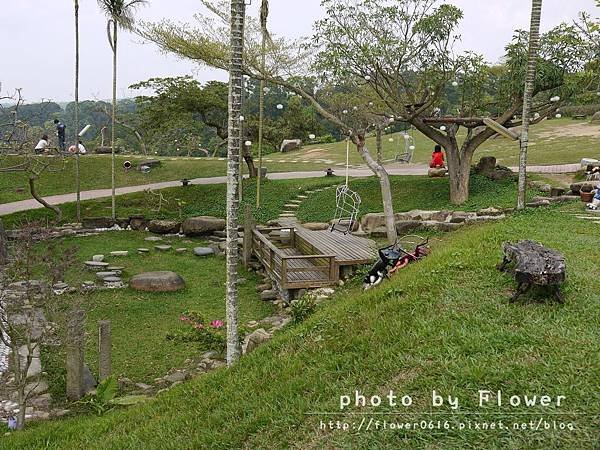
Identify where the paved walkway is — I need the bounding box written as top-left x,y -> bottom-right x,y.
0,163 -> 581,216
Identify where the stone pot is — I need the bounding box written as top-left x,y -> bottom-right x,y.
580,191 -> 595,202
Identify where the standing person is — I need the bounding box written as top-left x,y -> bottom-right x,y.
429,144 -> 445,168
54,119 -> 66,152
34,134 -> 50,154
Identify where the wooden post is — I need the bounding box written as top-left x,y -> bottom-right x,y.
242,204 -> 254,268
66,307 -> 85,401
0,219 -> 8,267
281,259 -> 288,285
98,320 -> 111,381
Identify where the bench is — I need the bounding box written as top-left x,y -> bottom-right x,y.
497,240 -> 566,303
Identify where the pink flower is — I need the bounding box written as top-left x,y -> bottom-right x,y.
210,320 -> 224,329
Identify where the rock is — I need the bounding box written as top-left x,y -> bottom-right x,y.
428,167 -> 447,177
164,371 -> 186,383
242,328 -> 271,354
18,345 -> 41,378
302,222 -> 330,231
260,290 -> 278,301
193,247 -> 215,257
25,381 -> 49,396
144,236 -> 163,242
138,248 -> 150,253
530,181 -> 552,193
570,182 -> 594,194
129,215 -> 148,231
430,210 -> 452,222
550,187 -> 566,197
137,159 -> 161,170
110,251 -> 129,257
474,156 -> 497,174
422,221 -> 464,232
147,219 -> 181,235
280,139 -> 302,153
591,111 -> 600,123
256,283 -> 272,292
449,211 -> 470,223
154,245 -> 172,252
96,271 -> 117,280
175,248 -> 188,253
82,217 -> 115,229
103,276 -> 123,284
130,271 -> 185,292
527,199 -> 551,208
84,261 -> 110,270
477,207 -> 503,217
182,216 -> 226,236
395,220 -> 422,235
83,364 -> 97,394
92,255 -> 105,262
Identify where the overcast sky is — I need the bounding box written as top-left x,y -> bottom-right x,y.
0,0 -> 597,103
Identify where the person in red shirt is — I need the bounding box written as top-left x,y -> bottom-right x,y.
430,144 -> 445,168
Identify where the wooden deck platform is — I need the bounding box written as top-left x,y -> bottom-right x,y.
250,225 -> 377,291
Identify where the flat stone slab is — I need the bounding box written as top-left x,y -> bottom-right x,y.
144,236 -> 163,242
92,255 -> 105,262
175,248 -> 188,253
110,251 -> 129,257
155,245 -> 172,252
85,261 -> 110,269
107,266 -> 125,271
130,271 -> 185,292
96,271 -> 117,280
103,276 -> 123,283
194,247 -> 215,257
138,248 -> 150,253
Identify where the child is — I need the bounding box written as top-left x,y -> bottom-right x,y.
429,144 -> 445,168
34,135 -> 49,154
586,168 -> 600,210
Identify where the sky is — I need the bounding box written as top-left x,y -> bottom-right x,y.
0,0 -> 597,104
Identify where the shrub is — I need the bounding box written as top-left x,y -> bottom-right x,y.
291,296 -> 316,324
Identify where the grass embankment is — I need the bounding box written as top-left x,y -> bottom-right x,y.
2,177 -> 340,228
5,203 -> 599,449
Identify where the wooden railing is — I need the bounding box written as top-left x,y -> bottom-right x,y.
252,227 -> 338,289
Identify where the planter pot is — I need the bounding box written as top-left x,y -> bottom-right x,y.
580,191 -> 595,202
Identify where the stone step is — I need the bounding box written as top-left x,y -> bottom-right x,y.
289,199 -> 303,204
284,204 -> 299,209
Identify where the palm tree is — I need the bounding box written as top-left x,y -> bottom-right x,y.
517,0 -> 543,209
74,0 -> 81,222
256,0 -> 270,208
97,0 -> 147,219
225,0 -> 247,366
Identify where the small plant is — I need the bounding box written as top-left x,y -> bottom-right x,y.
77,376 -> 149,415
167,310 -> 227,351
291,296 -> 316,324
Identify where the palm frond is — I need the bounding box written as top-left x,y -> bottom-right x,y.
97,0 -> 147,30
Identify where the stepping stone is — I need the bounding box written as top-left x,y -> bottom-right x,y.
297,195 -> 308,199
284,204 -> 299,209
155,245 -> 172,252
290,199 -> 302,204
107,266 -> 125,272
145,236 -> 163,242
103,276 -> 122,283
85,261 -> 109,270
110,251 -> 129,257
130,271 -> 185,292
138,248 -> 150,253
175,248 -> 188,253
194,247 -> 215,257
96,271 -> 117,280
279,213 -> 296,218
92,255 -> 105,262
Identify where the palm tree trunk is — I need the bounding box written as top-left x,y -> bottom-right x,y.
75,0 -> 81,222
256,38 -> 266,208
225,0 -> 245,366
517,0 -> 543,209
111,22 -> 118,220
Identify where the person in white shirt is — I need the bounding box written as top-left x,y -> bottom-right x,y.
34,135 -> 49,154
78,140 -> 87,154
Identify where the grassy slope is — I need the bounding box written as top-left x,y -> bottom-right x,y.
1,118 -> 595,204
5,203 -> 599,449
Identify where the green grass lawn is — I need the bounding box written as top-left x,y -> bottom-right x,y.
42,231 -> 276,402
2,118 -> 597,205
4,203 -> 598,449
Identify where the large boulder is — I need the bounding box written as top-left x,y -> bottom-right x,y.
395,220 -> 422,235
147,219 -> 181,235
360,213 -> 387,234
129,215 -> 148,231
242,328 -> 271,354
475,156 -> 497,174
591,111 -> 600,123
428,167 -> 447,178
280,139 -> 302,153
182,216 -> 226,236
129,271 -> 185,292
